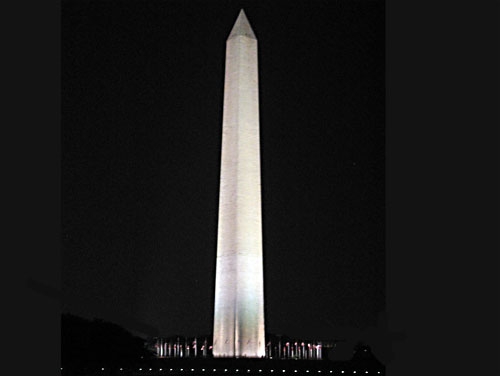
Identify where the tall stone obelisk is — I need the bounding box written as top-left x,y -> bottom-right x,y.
212,9 -> 266,358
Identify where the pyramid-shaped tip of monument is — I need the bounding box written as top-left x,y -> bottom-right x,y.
227,9 -> 257,40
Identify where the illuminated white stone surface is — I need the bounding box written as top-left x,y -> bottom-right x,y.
213,9 -> 265,358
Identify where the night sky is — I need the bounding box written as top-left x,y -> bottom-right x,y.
62,0 -> 384,341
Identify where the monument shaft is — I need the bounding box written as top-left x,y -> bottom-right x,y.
213,10 -> 265,358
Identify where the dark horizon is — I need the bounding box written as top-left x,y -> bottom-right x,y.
62,0 -> 384,355
61,312 -> 385,367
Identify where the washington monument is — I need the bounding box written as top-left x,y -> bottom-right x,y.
212,10 -> 266,358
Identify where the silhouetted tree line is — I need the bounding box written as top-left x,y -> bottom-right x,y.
350,342 -> 384,368
62,313 -> 153,368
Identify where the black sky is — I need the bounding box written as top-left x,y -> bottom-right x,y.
62,0 -> 384,341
